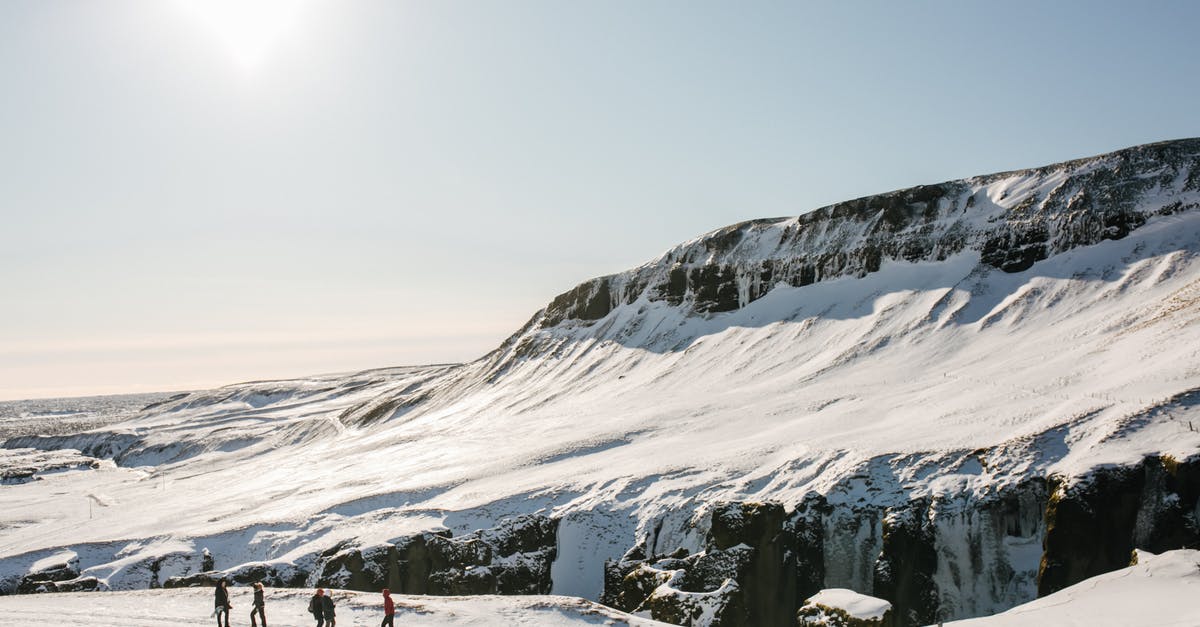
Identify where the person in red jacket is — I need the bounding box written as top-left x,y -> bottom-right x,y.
380,588 -> 395,627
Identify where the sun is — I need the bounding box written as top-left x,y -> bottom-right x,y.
176,0 -> 310,70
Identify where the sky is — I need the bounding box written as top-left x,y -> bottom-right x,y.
1,1 -> 1198,401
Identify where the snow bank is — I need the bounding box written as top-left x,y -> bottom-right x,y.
946,549 -> 1200,626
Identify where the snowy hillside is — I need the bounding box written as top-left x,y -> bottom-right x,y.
3,139 -> 1200,626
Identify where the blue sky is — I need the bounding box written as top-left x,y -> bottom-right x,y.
2,1 -> 1198,399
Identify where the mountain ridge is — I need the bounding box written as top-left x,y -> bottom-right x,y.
523,136 -> 1200,330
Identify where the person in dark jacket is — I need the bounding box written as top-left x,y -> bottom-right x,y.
380,588 -> 395,627
213,579 -> 232,627
321,590 -> 337,626
308,588 -> 325,626
250,581 -> 267,627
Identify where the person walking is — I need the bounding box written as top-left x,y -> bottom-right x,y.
308,588 -> 325,627
321,589 -> 337,627
380,588 -> 395,627
250,581 -> 267,627
213,579 -> 232,627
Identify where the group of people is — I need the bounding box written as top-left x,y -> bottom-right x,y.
212,578 -> 397,627
307,587 -> 336,626
212,579 -> 265,627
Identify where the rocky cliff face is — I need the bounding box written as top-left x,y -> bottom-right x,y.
496,138 -> 1200,363
600,452 -> 1199,627
1039,452 -> 1200,596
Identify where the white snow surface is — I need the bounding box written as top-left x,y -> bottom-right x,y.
0,588 -> 672,626
2,142 -> 1200,620
946,549 -> 1200,627
805,588 -> 891,620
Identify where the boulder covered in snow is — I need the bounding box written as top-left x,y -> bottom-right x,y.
797,588 -> 893,627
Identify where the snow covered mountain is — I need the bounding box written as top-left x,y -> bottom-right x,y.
3,139 -> 1200,626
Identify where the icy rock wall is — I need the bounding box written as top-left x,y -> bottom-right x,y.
598,455 -> 1200,627
509,139 -> 1200,353
927,479 -> 1047,620
606,492 -> 1030,626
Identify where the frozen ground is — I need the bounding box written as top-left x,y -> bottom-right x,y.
0,587 -> 671,626
947,549 -> 1200,627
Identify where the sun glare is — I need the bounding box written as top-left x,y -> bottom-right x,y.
176,0 -> 310,70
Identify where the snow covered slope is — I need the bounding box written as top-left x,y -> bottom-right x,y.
3,139 -> 1200,626
946,549 -> 1200,627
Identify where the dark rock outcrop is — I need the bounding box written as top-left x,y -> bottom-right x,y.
605,502 -> 794,626
708,502 -> 798,627
313,514 -> 558,595
789,494 -> 830,603
162,571 -> 226,589
1038,453 -> 1200,596
164,562 -> 307,589
871,500 -> 938,627
604,544 -> 749,626
17,576 -> 101,594
160,515 -> 558,596
16,560 -> 82,594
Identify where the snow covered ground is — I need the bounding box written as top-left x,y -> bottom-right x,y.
2,552 -> 1195,627
0,587 -> 671,626
1,141 -> 1199,623
947,549 -> 1200,627
0,392 -> 175,439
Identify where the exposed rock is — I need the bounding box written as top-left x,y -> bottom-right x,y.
872,499 -> 938,627
17,576 -> 101,594
708,502 -> 798,627
312,541 -> 393,591
16,559 -> 82,594
162,571 -> 226,589
642,572 -> 745,627
311,514 -> 558,596
162,554 -> 307,590
1,468 -> 38,485
602,542 -> 655,612
604,502 -> 791,626
513,139 -> 1200,338
789,494 -> 830,603
1038,453 -> 1200,596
